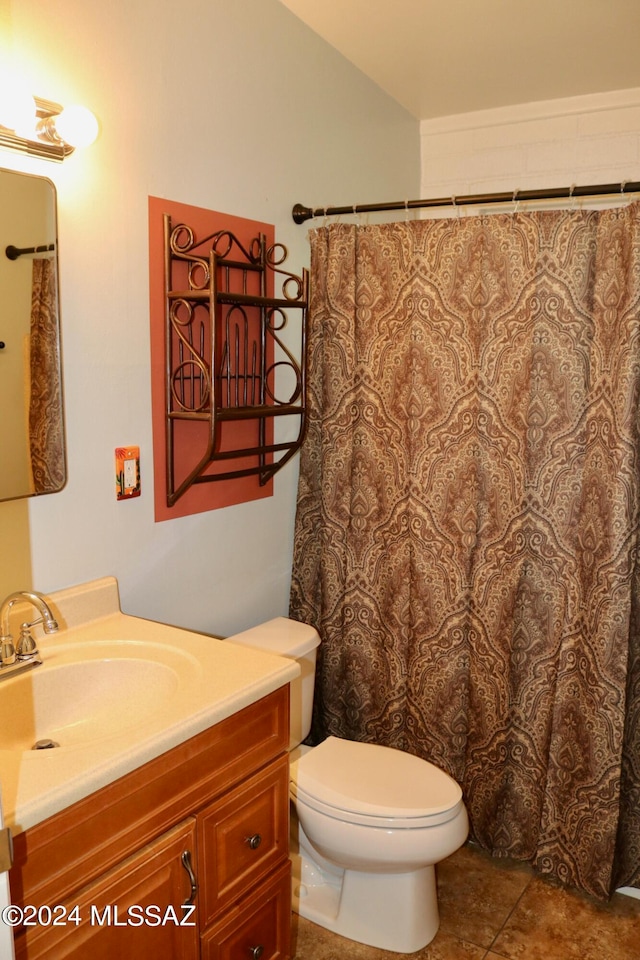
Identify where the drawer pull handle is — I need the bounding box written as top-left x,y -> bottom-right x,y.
181,850 -> 198,905
249,946 -> 264,960
246,833 -> 262,850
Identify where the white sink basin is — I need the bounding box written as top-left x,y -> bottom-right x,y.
0,641 -> 185,752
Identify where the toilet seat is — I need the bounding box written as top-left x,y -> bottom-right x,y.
290,736 -> 463,828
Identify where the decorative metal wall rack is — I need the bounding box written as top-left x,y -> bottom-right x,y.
164,215 -> 309,506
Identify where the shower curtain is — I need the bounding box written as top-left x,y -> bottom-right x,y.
289,206 -> 640,900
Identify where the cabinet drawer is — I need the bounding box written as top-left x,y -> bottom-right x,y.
198,754 -> 289,927
201,859 -> 291,960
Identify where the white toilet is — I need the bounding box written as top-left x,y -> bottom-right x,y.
227,616 -> 469,954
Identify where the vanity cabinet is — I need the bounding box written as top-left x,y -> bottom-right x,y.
9,686 -> 291,959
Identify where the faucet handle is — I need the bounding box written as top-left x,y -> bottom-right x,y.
0,637 -> 16,666
16,623 -> 39,660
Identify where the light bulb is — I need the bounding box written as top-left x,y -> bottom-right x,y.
53,104 -> 99,148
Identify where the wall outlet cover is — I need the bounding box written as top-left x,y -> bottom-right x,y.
116,446 -> 141,500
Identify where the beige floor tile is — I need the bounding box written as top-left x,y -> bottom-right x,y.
292,915 -> 487,959
491,875 -> 640,960
437,843 -> 532,949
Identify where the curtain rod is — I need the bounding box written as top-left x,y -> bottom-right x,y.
292,180 -> 640,224
5,243 -> 55,260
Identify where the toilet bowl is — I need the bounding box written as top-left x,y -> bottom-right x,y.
226,617 -> 469,953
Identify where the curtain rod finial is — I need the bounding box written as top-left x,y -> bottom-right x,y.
293,203 -> 313,224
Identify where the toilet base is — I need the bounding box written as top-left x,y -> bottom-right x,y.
291,833 -> 440,953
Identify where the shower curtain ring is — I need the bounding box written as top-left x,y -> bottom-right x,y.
512,188 -> 520,214
569,183 -> 579,210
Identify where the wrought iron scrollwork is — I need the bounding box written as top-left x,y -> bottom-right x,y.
164,214 -> 308,506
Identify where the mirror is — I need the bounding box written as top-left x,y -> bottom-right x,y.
0,168 -> 65,501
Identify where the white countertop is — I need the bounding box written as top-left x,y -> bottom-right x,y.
0,578 -> 298,835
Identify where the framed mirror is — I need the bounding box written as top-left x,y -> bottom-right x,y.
0,168 -> 65,501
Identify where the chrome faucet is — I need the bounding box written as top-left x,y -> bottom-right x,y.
0,591 -> 59,670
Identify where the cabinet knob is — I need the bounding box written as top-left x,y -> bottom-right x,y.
246,833 -> 262,850
249,946 -> 264,960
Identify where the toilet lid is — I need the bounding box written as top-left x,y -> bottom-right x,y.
290,736 -> 463,828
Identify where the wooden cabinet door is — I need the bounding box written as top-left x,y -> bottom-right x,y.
14,818 -> 199,960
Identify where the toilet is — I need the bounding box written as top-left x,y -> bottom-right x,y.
226,617 -> 469,954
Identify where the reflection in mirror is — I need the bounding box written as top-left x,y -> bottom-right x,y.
0,168 -> 65,501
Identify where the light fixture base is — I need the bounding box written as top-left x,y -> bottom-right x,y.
0,97 -> 74,162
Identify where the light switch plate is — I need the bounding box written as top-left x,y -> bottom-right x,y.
116,446 -> 140,500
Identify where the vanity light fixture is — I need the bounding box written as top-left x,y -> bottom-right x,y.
0,95 -> 99,162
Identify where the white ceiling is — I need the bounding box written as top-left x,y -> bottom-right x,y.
278,0 -> 640,120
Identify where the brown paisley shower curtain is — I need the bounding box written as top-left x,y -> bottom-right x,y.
289,206 -> 640,899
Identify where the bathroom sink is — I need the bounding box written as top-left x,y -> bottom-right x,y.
0,576 -> 300,835
0,641 -> 184,752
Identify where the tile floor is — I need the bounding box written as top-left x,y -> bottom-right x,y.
291,842 -> 640,959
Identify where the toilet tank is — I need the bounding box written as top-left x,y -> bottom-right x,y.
225,617 -> 320,750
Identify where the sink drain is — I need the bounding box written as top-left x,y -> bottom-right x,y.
32,738 -> 60,750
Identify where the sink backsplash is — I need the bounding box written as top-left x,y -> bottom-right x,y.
4,577 -> 121,639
